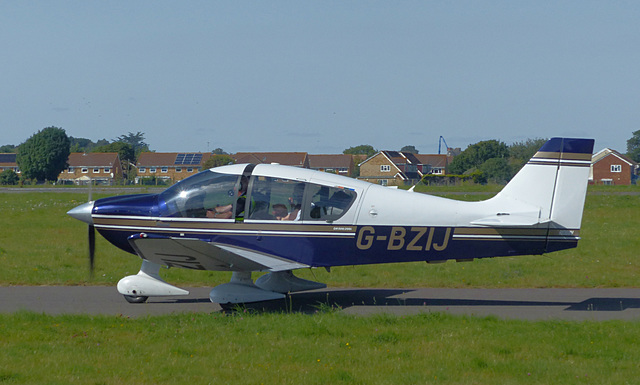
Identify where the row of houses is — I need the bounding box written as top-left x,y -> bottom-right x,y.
0,146 -> 638,186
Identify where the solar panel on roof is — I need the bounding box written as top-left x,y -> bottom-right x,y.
174,153 -> 203,165
0,154 -> 17,163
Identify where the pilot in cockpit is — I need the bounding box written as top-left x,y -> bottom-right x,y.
207,176 -> 248,219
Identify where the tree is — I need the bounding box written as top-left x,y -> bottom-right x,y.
17,127 -> 71,182
92,142 -> 135,163
212,148 -> 228,155
400,146 -> 420,154
69,137 -> 109,153
509,138 -> 547,160
343,145 -> 377,157
448,140 -> 509,175
479,157 -> 512,184
0,169 -> 19,185
116,132 -> 149,159
202,154 -> 235,169
627,130 -> 640,163
0,144 -> 17,153
400,145 -> 419,154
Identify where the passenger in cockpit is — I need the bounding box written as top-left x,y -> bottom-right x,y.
282,183 -> 305,221
281,204 -> 301,221
272,203 -> 288,220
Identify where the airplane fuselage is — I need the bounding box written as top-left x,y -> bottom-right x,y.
67,138 -> 594,304
89,162 -> 578,271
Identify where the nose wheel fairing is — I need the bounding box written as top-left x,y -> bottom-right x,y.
117,260 -> 189,298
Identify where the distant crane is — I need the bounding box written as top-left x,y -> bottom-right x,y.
438,136 -> 450,155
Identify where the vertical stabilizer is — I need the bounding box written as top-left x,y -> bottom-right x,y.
494,137 -> 594,231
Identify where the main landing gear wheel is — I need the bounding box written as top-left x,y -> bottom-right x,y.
123,295 -> 149,304
219,302 -> 236,311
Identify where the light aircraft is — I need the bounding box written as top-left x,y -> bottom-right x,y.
67,137 -> 594,305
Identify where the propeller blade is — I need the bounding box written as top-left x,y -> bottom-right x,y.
87,181 -> 94,277
88,224 -> 96,277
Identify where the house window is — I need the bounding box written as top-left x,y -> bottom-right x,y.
81,168 -> 88,173
432,168 -> 443,175
104,167 -> 110,173
176,167 -> 182,173
93,168 -> 100,173
380,165 -> 391,172
611,165 -> 622,173
380,179 -> 388,186
602,179 -> 613,185
68,167 -> 74,173
161,167 -> 168,173
139,167 -> 146,173
150,167 -> 156,173
187,167 -> 193,173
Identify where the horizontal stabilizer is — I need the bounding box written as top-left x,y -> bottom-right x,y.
470,213 -> 549,227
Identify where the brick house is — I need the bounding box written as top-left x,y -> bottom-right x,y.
58,152 -> 124,185
414,154 -> 448,175
358,151 -> 424,186
591,148 -> 638,185
233,152 -> 310,168
136,152 -> 213,184
308,154 -> 355,176
0,153 -> 20,174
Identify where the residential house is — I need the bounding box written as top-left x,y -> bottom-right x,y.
414,154 -> 448,175
591,148 -> 638,185
58,152 -> 124,185
233,152 -> 310,168
0,153 -> 19,174
358,151 -> 424,186
136,152 -> 213,184
308,154 -> 355,176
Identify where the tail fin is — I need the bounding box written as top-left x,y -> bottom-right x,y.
494,137 -> 594,232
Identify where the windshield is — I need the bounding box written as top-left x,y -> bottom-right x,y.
158,171 -> 240,218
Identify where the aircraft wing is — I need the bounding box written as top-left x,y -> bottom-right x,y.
128,234 -> 309,272
470,213 -> 550,227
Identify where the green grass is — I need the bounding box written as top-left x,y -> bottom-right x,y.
2,188 -> 639,385
1,310 -> 639,384
1,188 -> 639,288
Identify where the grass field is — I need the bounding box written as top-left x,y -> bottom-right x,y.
1,187 -> 639,384
2,310 -> 640,384
0,187 -> 639,288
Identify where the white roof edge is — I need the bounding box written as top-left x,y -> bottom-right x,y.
592,148 -> 634,166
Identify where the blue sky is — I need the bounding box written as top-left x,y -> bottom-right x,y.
2,1 -> 639,155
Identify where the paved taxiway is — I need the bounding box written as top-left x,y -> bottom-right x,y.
3,286 -> 640,320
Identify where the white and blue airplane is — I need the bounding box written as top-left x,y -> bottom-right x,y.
68,137 -> 594,305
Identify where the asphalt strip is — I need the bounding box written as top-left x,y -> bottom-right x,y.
2,286 -> 640,320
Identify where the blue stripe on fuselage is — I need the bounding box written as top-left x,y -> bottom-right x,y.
96,223 -> 576,269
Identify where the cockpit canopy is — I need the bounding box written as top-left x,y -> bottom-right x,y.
158,166 -> 357,222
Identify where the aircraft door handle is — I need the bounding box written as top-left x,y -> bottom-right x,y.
369,209 -> 378,218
